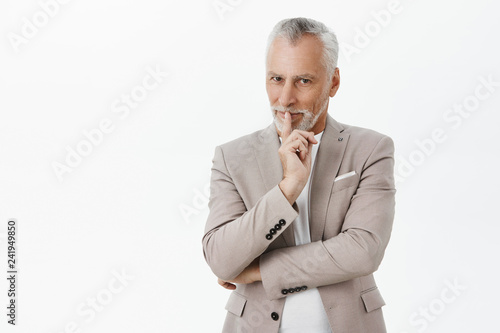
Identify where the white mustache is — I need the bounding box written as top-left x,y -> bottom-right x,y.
272,106 -> 309,114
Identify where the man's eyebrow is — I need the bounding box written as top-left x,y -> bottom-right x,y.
267,71 -> 317,80
293,74 -> 316,80
267,71 -> 281,77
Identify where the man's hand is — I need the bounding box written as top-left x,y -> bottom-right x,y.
217,257 -> 261,290
278,111 -> 318,205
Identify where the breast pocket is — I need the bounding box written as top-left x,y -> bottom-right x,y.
324,173 -> 361,237
331,172 -> 360,193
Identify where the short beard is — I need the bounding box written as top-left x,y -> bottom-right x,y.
271,92 -> 329,133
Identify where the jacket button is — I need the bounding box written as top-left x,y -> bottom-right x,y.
274,223 -> 281,230
295,287 -> 301,292
271,312 -> 279,321
279,219 -> 286,226
281,289 -> 288,295
265,234 -> 273,240
288,288 -> 295,293
301,285 -> 307,291
269,228 -> 277,235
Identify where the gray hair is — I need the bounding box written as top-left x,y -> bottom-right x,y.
266,17 -> 339,79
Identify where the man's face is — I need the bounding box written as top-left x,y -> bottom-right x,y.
266,34 -> 339,136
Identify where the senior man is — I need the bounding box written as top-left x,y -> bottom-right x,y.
202,17 -> 395,333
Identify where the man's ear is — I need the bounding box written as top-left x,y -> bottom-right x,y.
329,67 -> 340,98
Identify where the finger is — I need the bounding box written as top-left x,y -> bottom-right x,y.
287,139 -> 308,156
300,144 -> 312,161
286,131 -> 317,150
304,144 -> 313,164
285,131 -> 309,148
282,111 -> 292,141
295,141 -> 309,161
223,282 -> 236,290
225,283 -> 236,290
292,129 -> 318,144
297,141 -> 308,161
217,278 -> 236,290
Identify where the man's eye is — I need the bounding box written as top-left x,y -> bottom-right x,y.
272,77 -> 282,82
300,79 -> 311,84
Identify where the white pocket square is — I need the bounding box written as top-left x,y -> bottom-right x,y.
334,171 -> 356,182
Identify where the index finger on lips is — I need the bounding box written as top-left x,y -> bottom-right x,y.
282,111 -> 292,141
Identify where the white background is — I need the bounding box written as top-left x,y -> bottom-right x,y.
1,0 -> 499,332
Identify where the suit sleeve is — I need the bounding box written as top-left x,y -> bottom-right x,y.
202,145 -> 299,281
259,135 -> 396,300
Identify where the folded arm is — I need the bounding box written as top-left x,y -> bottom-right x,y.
202,145 -> 299,281
260,136 -> 396,299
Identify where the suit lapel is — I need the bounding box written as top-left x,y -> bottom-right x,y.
309,114 -> 348,241
255,123 -> 296,247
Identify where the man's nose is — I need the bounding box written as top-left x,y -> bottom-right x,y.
278,81 -> 297,107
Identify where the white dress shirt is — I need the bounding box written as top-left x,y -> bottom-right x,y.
278,130 -> 332,333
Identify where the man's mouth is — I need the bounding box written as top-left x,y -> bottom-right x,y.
277,111 -> 301,119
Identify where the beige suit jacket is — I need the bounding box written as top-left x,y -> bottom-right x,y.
203,114 -> 396,333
